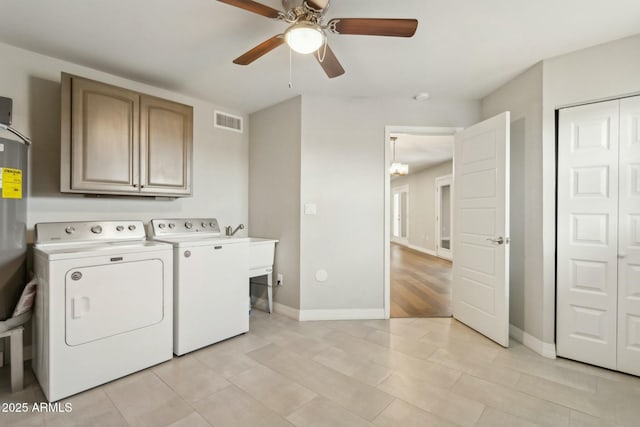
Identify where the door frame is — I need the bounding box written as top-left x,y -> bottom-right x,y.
435,174 -> 453,260
384,126 -> 462,319
391,184 -> 410,246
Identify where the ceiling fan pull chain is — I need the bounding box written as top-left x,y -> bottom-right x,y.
289,46 -> 293,89
317,38 -> 328,63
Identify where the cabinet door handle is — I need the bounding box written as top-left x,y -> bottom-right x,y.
140,184 -> 145,188
132,184 -> 138,188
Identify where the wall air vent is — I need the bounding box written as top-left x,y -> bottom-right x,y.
214,110 -> 243,133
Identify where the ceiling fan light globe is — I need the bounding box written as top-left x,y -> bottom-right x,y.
285,23 -> 325,54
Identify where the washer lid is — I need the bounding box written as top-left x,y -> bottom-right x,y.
152,235 -> 250,248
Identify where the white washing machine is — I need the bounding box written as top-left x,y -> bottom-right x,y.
149,218 -> 249,356
33,221 -> 173,402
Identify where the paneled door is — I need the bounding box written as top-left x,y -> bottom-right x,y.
618,96 -> 640,376
452,112 -> 510,347
557,100 -> 619,369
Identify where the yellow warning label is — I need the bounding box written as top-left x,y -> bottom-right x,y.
1,167 -> 23,199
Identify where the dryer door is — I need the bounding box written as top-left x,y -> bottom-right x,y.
65,259 -> 164,346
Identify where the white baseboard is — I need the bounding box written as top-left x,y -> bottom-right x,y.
394,241 -> 437,257
408,244 -> 437,257
299,308 -> 385,321
272,302 -> 301,320
509,324 -> 556,359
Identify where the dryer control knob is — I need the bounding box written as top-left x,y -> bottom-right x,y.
201,222 -> 208,228
168,223 -> 176,229
65,226 -> 75,234
91,225 -> 103,234
116,226 -> 124,232
128,225 -> 136,231
158,223 -> 166,229
185,222 -> 193,229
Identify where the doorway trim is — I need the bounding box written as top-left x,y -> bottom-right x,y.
435,174 -> 453,260
384,126 -> 462,319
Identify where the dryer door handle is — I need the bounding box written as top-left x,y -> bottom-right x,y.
71,297 -> 90,319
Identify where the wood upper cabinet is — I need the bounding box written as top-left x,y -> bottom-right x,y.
61,73 -> 193,197
140,95 -> 192,195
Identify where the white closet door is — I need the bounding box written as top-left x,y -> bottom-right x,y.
618,95 -> 640,376
557,100 -> 619,369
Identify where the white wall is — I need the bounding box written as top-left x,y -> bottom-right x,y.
0,42 -> 249,243
249,97 -> 301,309
299,96 -> 479,313
390,161 -> 453,253
481,62 -> 543,340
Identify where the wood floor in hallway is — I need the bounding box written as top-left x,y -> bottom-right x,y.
390,243 -> 452,318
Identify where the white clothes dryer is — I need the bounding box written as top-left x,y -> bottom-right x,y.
33,221 -> 173,402
149,218 -> 249,356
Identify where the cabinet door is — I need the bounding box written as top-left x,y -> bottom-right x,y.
618,95 -> 640,376
557,100 -> 619,370
140,96 -> 192,195
70,77 -> 140,192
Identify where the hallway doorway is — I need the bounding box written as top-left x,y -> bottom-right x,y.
390,243 -> 452,317
385,126 -> 459,318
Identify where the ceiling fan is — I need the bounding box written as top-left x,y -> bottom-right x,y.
218,0 -> 418,78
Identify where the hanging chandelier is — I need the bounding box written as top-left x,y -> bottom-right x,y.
390,136 -> 409,176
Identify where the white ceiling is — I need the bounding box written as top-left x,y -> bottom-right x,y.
392,134 -> 453,174
0,0 -> 639,113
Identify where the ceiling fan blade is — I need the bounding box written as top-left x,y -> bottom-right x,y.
316,44 -> 345,78
218,0 -> 282,19
328,18 -> 418,37
233,35 -> 285,65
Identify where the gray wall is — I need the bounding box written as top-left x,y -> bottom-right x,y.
482,33 -> 640,347
390,161 -> 453,253
0,42 -> 249,241
481,62 -> 543,340
249,97 -> 301,309
540,33 -> 640,344
299,96 -> 478,311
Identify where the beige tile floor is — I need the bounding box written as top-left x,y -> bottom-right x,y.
1,311 -> 639,426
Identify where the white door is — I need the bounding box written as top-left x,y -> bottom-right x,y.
618,96 -> 640,376
557,100 -> 619,369
452,112 -> 510,347
436,175 -> 453,260
66,259 -> 164,346
392,186 -> 409,245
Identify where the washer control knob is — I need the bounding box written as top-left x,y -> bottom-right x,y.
65,226 -> 75,234
201,222 -> 208,228
90,225 -> 103,234
128,225 -> 136,231
168,223 -> 175,229
116,225 -> 124,232
184,250 -> 191,258
158,223 -> 166,229
185,222 -> 193,229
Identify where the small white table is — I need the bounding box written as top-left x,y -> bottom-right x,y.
0,326 -> 24,392
248,238 -> 278,314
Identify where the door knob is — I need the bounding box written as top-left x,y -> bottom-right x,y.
486,237 -> 505,245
